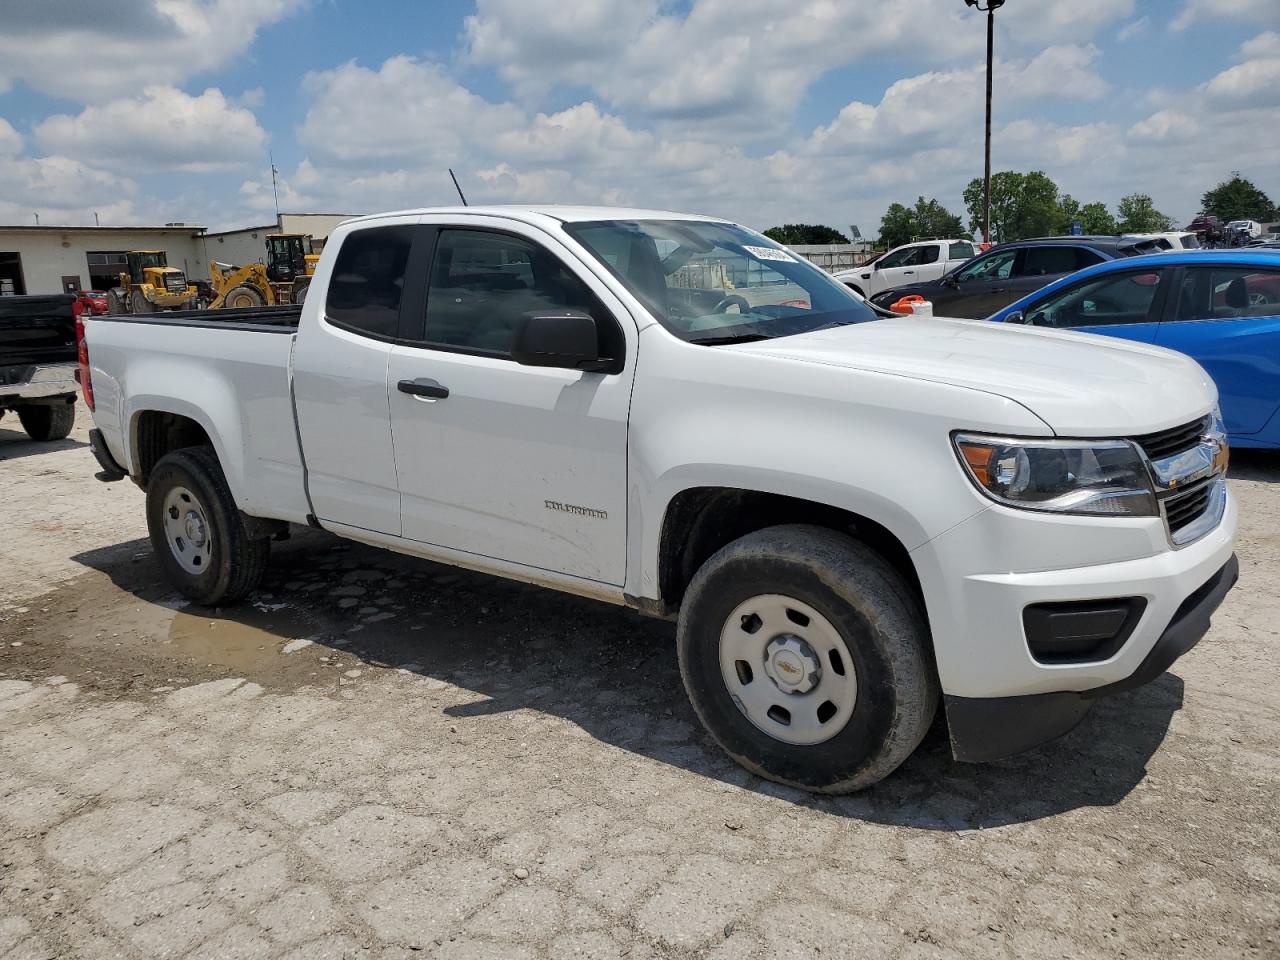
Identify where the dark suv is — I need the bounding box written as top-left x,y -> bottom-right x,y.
869,237 -> 1154,318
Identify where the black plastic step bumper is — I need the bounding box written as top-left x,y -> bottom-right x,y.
89,428 -> 128,482
946,553 -> 1239,763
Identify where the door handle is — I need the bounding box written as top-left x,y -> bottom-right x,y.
902,270 -> 914,275
397,377 -> 449,401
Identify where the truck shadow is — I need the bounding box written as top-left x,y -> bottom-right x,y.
1228,448 -> 1280,483
0,425 -> 87,461
71,529 -> 1182,831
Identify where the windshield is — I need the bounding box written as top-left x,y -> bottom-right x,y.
564,219 -> 878,343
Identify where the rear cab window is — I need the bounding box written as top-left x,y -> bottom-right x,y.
325,225 -> 416,339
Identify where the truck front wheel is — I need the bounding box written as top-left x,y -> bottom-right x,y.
677,524 -> 938,793
17,402 -> 75,441
146,446 -> 269,605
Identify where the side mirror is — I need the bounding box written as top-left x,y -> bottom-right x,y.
1028,311 -> 1050,326
1005,310 -> 1025,324
511,310 -> 612,372
943,275 -> 960,288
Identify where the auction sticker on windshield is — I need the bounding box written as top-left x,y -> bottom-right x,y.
742,245 -> 797,262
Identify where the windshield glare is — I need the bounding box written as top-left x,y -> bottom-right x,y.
565,219 -> 878,342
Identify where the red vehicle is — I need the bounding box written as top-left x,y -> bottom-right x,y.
75,291 -> 109,316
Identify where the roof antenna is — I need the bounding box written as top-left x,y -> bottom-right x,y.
449,168 -> 468,206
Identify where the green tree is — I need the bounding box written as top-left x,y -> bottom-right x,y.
963,170 -> 1061,241
1200,172 -> 1277,223
1116,193 -> 1174,233
877,196 -> 965,249
1055,194 -> 1081,234
762,224 -> 850,245
1078,201 -> 1118,235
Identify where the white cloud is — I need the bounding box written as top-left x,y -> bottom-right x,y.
998,0 -> 1135,44
35,87 -> 267,173
1240,30 -> 1280,57
0,119 -> 23,157
1171,0 -> 1280,31
464,0 -> 984,134
1117,16 -> 1150,42
0,0 -> 307,101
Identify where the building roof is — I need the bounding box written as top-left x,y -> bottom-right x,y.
0,223 -> 207,233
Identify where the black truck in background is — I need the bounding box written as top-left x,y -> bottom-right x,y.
0,294 -> 79,442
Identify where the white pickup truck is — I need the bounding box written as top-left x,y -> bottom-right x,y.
833,238 -> 975,299
81,205 -> 1238,792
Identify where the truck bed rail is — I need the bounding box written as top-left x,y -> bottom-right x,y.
97,304 -> 302,333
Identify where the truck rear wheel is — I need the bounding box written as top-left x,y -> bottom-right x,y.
146,446 -> 269,605
131,292 -> 154,314
677,524 -> 938,793
17,402 -> 75,441
223,285 -> 265,309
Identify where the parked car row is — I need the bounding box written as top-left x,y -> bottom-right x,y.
990,250 -> 1280,449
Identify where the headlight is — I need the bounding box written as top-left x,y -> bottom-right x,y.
953,434 -> 1157,516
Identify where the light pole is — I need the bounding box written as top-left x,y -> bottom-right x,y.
965,0 -> 1003,245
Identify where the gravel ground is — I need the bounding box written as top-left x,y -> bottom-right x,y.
1,403 -> 1278,959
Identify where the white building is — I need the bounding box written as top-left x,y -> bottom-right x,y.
0,213 -> 360,296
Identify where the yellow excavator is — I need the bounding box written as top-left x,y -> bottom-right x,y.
265,233 -> 319,304
206,233 -> 319,309
207,260 -> 279,309
107,251 -> 197,313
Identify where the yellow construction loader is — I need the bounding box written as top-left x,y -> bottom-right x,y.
107,251 -> 197,314
264,233 -> 319,304
207,260 -> 279,309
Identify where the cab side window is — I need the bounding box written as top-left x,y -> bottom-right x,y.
955,248 -> 1017,281
916,245 -> 941,265
1020,246 -> 1089,277
1175,267 -> 1280,321
948,241 -> 976,260
325,225 -> 415,339
424,229 -> 622,361
1026,270 -> 1165,328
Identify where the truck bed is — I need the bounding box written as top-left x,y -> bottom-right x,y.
86,306 -> 310,524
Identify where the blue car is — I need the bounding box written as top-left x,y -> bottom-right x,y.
988,250 -> 1280,449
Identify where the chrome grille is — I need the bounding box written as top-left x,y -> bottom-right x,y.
1163,477 -> 1214,536
1132,416 -> 1211,461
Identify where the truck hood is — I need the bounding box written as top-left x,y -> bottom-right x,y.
727,315 -> 1215,437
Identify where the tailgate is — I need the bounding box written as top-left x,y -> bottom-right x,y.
0,295 -> 78,367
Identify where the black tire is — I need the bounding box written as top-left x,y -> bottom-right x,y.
291,277 -> 311,305
223,285 -> 265,309
107,290 -> 125,315
677,524 -> 938,793
146,446 -> 269,605
17,402 -> 75,441
131,292 -> 154,314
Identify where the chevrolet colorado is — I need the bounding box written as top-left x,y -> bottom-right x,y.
80,206 -> 1238,792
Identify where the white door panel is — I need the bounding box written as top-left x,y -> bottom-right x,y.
389,349 -> 629,582
387,216 -> 637,585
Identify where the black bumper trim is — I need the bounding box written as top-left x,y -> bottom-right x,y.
89,428 -> 128,482
946,553 -> 1239,763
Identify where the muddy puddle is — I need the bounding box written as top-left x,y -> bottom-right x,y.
164,602 -> 321,671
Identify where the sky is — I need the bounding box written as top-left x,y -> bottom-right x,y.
0,0 -> 1277,236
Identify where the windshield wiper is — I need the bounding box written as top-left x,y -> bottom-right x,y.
687,332 -> 773,345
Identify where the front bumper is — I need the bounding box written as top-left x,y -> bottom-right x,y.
0,361 -> 77,405
946,553 -> 1238,761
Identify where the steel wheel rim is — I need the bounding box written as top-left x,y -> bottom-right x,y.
162,485 -> 212,575
718,593 -> 858,746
